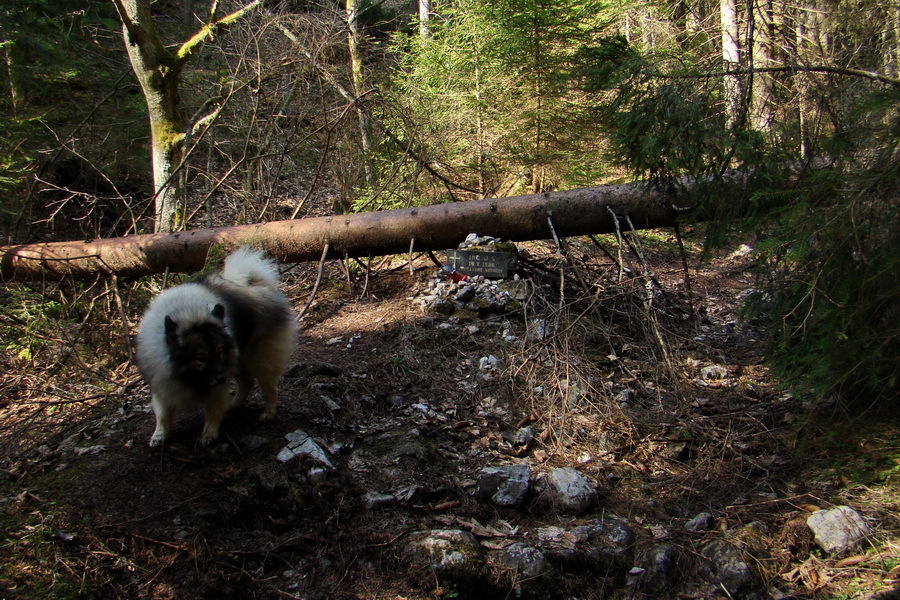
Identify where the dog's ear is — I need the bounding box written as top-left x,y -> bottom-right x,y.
164,315 -> 179,340
211,304 -> 225,321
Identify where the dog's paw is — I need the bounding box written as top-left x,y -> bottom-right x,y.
258,410 -> 276,423
200,433 -> 218,446
149,434 -> 166,448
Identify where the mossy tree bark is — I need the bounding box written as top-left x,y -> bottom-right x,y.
346,0 -> 375,188
110,0 -> 262,232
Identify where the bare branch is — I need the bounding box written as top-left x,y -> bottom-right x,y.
176,0 -> 263,65
649,64 -> 900,87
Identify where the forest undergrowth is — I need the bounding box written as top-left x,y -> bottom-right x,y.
0,230 -> 896,599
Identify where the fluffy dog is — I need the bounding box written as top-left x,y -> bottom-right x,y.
136,247 -> 296,447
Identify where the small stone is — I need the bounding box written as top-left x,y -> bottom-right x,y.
479,355 -> 500,370
406,529 -> 485,583
700,523 -> 770,600
573,517 -> 636,574
538,517 -> 635,579
700,365 -> 728,380
248,464 -> 282,493
426,297 -> 456,316
807,505 -> 870,554
391,441 -> 427,461
615,388 -> 635,405
455,285 -> 477,303
536,526 -> 569,549
308,467 -> 329,483
321,396 -> 342,413
501,543 -> 547,578
539,467 -> 599,514
474,464 -> 531,508
276,430 -> 334,468
686,512 -> 716,532
640,543 -> 679,592
363,491 -> 396,510
499,279 -> 530,301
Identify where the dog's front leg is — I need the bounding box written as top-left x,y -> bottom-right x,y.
200,384 -> 232,445
149,394 -> 174,447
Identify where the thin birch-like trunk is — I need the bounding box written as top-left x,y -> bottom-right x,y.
721,0 -> 742,129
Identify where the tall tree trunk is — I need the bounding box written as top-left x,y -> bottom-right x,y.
640,7 -> 655,51
3,42 -> 20,118
110,0 -> 262,232
529,9 -> 545,193
346,0 -> 375,188
794,1 -> 820,158
475,57 -> 486,196
114,0 -> 186,233
720,0 -> 742,128
750,0 -> 775,131
419,0 -> 432,39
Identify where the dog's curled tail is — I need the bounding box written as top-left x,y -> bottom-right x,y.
221,247 -> 282,288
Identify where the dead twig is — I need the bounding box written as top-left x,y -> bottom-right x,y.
547,215 -> 592,295
297,242 -> 330,320
606,206 -> 628,282
673,223 -> 699,325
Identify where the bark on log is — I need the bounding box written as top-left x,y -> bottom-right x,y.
1,181 -> 678,282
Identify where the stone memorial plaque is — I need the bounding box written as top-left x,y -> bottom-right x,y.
445,249 -> 510,279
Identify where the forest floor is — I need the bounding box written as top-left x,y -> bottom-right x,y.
0,234 -> 898,600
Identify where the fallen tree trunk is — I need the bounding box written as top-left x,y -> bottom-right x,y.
1,181 -> 681,282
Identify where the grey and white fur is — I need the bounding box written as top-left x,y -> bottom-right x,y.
136,247 -> 296,447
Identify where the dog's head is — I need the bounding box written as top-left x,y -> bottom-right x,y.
164,304 -> 235,388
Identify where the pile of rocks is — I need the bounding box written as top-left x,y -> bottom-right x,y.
411,275 -> 526,320
405,463 -> 638,594
456,232 -> 521,259
411,235 -> 528,320
401,460 -> 876,599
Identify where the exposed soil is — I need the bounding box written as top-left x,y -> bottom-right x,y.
1,239 -> 897,599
